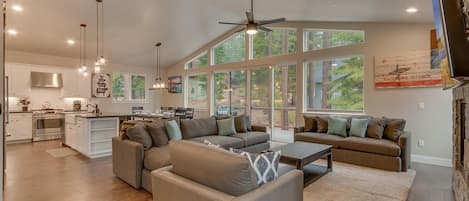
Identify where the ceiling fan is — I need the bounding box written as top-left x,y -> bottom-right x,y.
218,0 -> 286,35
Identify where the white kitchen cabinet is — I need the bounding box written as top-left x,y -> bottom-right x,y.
6,113 -> 33,143
62,69 -> 91,99
6,64 -> 31,98
71,117 -> 119,158
64,112 -> 87,148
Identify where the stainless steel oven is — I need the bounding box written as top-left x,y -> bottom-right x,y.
32,112 -> 65,142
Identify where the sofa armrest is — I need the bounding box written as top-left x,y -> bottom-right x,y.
234,170 -> 303,201
152,166 -> 235,201
294,126 -> 305,134
251,125 -> 267,133
398,131 -> 411,171
112,136 -> 144,189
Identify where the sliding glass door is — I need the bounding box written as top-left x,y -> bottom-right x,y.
250,67 -> 272,127
214,71 -> 246,116
272,64 -> 296,142
249,65 -> 296,142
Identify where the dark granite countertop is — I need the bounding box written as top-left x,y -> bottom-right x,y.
76,113 -> 134,119
9,111 -> 32,114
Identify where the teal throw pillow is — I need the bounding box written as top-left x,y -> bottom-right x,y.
327,117 -> 347,137
165,120 -> 182,140
350,118 -> 369,138
217,118 -> 237,136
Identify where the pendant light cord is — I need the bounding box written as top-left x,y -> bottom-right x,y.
80,25 -> 82,67
101,0 -> 104,58
96,0 -> 99,61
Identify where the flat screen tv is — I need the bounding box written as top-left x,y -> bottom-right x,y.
432,0 -> 469,89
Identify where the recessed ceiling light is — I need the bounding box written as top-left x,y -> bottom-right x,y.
67,40 -> 76,45
406,7 -> 418,13
7,29 -> 17,35
11,5 -> 23,12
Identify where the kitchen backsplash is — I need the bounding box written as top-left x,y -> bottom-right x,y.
9,88 -> 89,111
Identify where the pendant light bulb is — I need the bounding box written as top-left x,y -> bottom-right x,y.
82,66 -> 87,70
99,56 -> 106,65
94,66 -> 101,73
83,71 -> 88,77
78,68 -> 83,73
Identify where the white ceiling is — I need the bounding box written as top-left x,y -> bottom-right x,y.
5,0 -> 434,69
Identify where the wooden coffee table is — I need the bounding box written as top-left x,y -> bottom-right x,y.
271,141 -> 333,186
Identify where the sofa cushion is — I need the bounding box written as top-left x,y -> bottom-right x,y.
230,148 -> 281,185
146,122 -> 169,146
189,136 -> 245,149
383,117 -> 406,142
165,120 -> 182,141
169,140 -> 259,196
144,146 -> 171,171
366,117 -> 386,139
180,117 -> 218,139
350,118 -> 369,138
327,117 -> 348,137
217,118 -> 237,136
294,132 -> 344,148
303,116 -> 317,132
316,116 -> 329,133
232,132 -> 270,146
126,123 -> 153,150
340,137 -> 401,157
234,115 -> 249,133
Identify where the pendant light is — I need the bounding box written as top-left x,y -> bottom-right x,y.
94,0 -> 105,73
78,24 -> 89,77
149,42 -> 167,90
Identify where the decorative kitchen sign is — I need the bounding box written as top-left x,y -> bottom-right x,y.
92,73 -> 111,98
374,50 -> 442,88
168,75 -> 183,94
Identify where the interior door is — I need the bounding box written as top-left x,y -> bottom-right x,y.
1,0 -> 5,193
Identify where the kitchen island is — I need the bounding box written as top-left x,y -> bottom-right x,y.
65,113 -> 133,158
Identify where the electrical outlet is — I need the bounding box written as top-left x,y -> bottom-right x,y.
418,102 -> 425,109
418,139 -> 425,147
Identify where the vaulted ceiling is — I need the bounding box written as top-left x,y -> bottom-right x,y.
6,0 -> 434,68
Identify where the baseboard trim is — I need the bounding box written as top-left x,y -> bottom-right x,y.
411,154 -> 453,167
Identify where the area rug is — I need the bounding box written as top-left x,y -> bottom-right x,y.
302,160 -> 416,201
46,147 -> 78,158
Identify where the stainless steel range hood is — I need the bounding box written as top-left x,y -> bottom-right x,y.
31,72 -> 63,88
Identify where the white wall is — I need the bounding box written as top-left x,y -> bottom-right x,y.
162,22 -> 453,161
6,50 -> 161,114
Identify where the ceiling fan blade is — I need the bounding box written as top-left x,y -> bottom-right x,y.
246,12 -> 254,23
258,17 -> 286,25
219,22 -> 246,25
234,27 -> 246,33
258,26 -> 272,32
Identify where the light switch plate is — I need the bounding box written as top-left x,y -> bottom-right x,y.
418,139 -> 425,147
418,102 -> 425,109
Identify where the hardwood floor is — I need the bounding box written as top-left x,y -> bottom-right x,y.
4,141 -> 151,201
4,141 -> 455,201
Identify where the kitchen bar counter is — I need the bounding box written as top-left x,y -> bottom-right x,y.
76,113 -> 134,119
9,111 -> 32,113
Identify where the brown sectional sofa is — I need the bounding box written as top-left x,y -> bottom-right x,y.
294,115 -> 411,172
112,117 -> 270,192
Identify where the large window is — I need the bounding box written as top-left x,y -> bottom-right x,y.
185,52 -> 208,69
252,28 -> 297,59
212,32 -> 246,65
305,56 -> 364,112
273,64 -> 297,129
303,29 -> 365,52
112,73 -> 146,102
214,71 -> 246,116
187,74 -> 208,109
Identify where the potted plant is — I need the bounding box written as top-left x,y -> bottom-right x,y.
18,98 -> 31,112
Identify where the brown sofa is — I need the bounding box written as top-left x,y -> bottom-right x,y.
112,117 -> 270,192
152,140 -> 303,201
294,115 -> 411,172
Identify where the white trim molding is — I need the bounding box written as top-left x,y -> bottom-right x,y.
411,154 -> 453,167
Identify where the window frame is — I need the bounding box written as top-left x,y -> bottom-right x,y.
185,51 -> 209,69
213,70 -> 248,116
302,28 -> 366,52
111,72 -> 148,103
303,55 -> 365,114
186,73 -> 210,110
249,27 -> 298,60
211,32 -> 247,65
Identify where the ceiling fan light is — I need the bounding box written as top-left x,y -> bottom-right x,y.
246,24 -> 257,35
